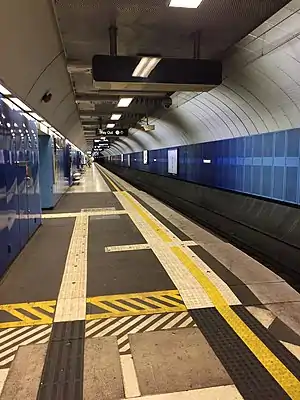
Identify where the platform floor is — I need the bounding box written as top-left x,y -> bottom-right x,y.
0,164 -> 300,399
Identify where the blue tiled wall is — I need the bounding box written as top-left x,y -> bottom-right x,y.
109,129 -> 300,206
0,95 -> 41,276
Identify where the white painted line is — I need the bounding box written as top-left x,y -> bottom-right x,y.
0,369 -> 9,395
94,316 -> 145,339
105,242 -> 196,253
43,209 -> 127,219
281,341 -> 300,361
0,326 -> 33,344
126,385 -> 243,399
120,354 -> 141,398
181,240 -> 197,247
0,326 -> 52,366
105,244 -> 151,253
54,213 -> 88,322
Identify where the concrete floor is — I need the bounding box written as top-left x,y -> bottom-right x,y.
0,164 -> 300,399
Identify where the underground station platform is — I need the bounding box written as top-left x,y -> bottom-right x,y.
0,165 -> 299,400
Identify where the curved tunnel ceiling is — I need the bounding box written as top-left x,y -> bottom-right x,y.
108,0 -> 300,155
0,0 -> 86,150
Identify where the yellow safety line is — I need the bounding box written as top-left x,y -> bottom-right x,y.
135,297 -> 172,310
37,304 -> 56,314
155,295 -> 184,307
6,309 -> 34,323
86,306 -> 186,321
20,305 -> 52,323
0,300 -> 56,310
99,169 -> 121,192
102,168 -> 300,399
0,319 -> 52,329
172,246 -> 300,399
110,299 -> 141,312
87,289 -> 180,303
89,299 -> 121,314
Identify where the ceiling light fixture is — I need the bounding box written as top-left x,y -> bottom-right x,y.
29,112 -> 43,121
117,97 -> 134,108
111,113 -> 122,121
10,98 -> 32,112
107,123 -> 115,128
0,83 -> 11,96
1,98 -> 15,110
132,57 -> 161,78
169,0 -> 203,8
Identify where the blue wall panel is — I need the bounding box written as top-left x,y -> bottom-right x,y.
0,95 -> 41,276
109,128 -> 300,206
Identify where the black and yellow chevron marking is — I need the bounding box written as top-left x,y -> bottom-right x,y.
86,290 -> 186,320
0,301 -> 55,328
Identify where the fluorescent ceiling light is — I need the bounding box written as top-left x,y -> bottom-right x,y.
117,97 -> 133,107
132,57 -> 161,78
1,98 -> 20,111
107,123 -> 115,128
23,113 -> 35,121
10,98 -> 31,112
42,121 -> 52,128
111,113 -> 122,121
40,123 -> 48,134
169,0 -> 203,8
203,159 -> 211,164
0,84 -> 11,95
30,112 -> 43,121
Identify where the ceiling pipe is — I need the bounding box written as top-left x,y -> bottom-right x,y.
193,30 -> 201,59
109,24 -> 118,56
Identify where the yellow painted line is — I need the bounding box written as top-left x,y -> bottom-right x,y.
20,305 -> 52,324
0,319 -> 53,329
86,289 -> 186,319
135,297 -> 172,309
172,246 -> 300,399
86,306 -> 186,321
5,309 -> 34,323
87,290 -> 181,303
89,299 -> 122,314
122,192 -> 172,243
38,304 -> 56,314
110,300 -> 138,312
101,169 -> 300,398
99,169 -> 121,192
0,300 -> 56,328
156,295 -> 184,307
0,300 -> 56,310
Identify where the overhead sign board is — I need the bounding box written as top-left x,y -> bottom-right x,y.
94,138 -> 109,145
97,128 -> 128,137
92,55 -> 222,92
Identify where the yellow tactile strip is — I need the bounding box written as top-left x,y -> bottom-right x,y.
99,166 -> 300,400
86,290 -> 186,320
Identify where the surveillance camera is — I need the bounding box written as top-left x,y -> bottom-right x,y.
162,97 -> 172,109
41,91 -> 52,103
